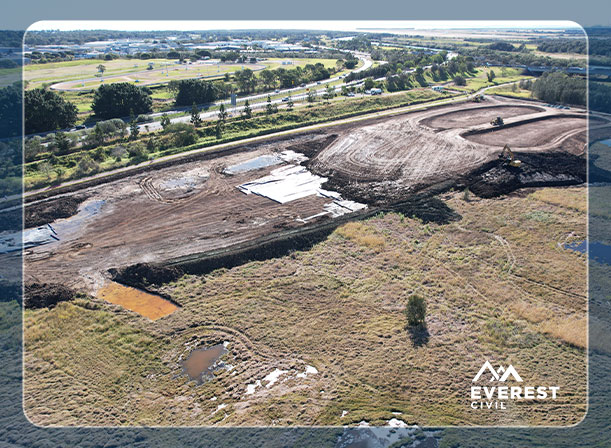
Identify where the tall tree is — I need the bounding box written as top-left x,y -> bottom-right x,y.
24,89 -> 78,134
91,83 -> 152,119
129,111 -> 139,140
160,113 -> 171,130
259,69 -> 277,90
174,79 -> 217,107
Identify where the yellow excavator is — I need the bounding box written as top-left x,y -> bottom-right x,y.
490,116 -> 504,127
499,144 -> 521,168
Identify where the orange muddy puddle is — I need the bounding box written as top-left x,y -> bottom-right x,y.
97,282 -> 178,320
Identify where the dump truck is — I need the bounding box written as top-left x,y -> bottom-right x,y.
499,144 -> 521,168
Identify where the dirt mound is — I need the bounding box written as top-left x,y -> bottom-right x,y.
392,196 -> 462,225
24,283 -> 75,309
285,134 -> 338,159
109,263 -> 184,289
24,196 -> 87,229
467,152 -> 586,198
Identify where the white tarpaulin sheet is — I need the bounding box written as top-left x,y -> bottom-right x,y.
238,162 -> 367,220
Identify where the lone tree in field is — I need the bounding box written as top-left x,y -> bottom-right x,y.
97,64 -> 106,75
405,294 -> 427,327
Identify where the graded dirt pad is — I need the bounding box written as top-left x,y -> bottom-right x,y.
464,116 -> 587,148
420,104 -> 544,130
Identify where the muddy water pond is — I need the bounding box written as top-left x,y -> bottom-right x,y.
183,344 -> 228,384
97,281 -> 178,320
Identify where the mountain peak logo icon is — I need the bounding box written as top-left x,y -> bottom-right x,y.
473,361 -> 523,382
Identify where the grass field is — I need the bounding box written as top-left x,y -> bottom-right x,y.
24,57 -> 341,90
448,67 -> 531,92
24,186 -> 587,426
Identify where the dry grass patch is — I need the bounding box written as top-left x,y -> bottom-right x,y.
335,221 -> 386,250
539,316 -> 587,349
509,300 -> 551,324
529,188 -> 586,213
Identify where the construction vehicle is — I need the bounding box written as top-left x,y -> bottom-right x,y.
499,144 -> 521,168
490,116 -> 504,127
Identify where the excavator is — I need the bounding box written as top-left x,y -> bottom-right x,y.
490,116 -> 504,127
499,144 -> 521,168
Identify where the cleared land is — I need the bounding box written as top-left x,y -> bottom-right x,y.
21,95 -> 596,427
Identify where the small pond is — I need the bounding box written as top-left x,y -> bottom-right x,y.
564,240 -> 611,265
182,344 -> 228,384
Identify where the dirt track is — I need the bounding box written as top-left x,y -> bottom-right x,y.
23,95 -> 602,294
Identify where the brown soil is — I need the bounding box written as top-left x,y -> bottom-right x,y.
420,104 -> 544,129
23,96 -> 601,295
464,116 -> 588,148
24,282 -> 75,309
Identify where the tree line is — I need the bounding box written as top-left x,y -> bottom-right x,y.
523,72 -> 586,106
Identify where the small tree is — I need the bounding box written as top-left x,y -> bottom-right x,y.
54,131 -> 72,154
218,103 -> 228,122
97,64 -> 106,75
487,70 -> 496,83
266,95 -> 275,115
307,89 -> 316,104
190,102 -> 202,127
242,99 -> 252,119
405,295 -> 427,327
160,113 -> 171,130
215,120 -> 224,139
39,161 -> 53,179
453,75 -> 466,86
129,111 -> 139,140
286,96 -> 294,110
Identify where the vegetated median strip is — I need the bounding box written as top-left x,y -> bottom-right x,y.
23,92 -> 473,202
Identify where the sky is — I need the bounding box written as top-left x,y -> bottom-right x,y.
27,20 -> 581,33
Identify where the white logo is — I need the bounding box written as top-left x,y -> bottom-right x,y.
470,360 -> 558,410
472,360 -> 523,382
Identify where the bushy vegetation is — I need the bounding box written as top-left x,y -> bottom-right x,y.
536,38 -> 586,54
